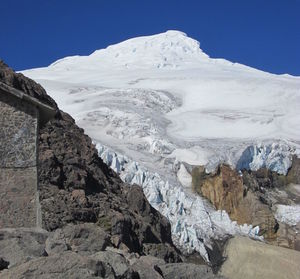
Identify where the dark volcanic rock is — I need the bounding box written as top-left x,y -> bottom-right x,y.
45,223 -> 111,256
158,263 -> 225,279
0,258 -> 9,271
0,251 -> 117,279
0,228 -> 48,268
0,60 -> 58,109
38,111 -> 180,259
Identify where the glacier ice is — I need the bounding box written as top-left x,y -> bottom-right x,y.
236,142 -> 294,175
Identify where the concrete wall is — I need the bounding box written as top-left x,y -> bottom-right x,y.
0,91 -> 39,228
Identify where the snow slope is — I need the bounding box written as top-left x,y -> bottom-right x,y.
22,30 -> 300,259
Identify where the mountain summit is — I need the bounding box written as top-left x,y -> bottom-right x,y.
51,30 -> 209,70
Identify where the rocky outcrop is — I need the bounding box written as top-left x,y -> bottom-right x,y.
158,263 -> 224,279
0,60 -> 58,109
192,157 -> 300,249
0,224 -> 222,279
192,164 -> 244,219
0,228 -> 48,267
37,108 -> 181,260
192,164 -> 279,240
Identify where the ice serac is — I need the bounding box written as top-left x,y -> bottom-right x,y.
21,31 -> 300,260
236,142 -> 293,175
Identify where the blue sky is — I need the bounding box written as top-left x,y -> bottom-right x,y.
1,0 -> 299,75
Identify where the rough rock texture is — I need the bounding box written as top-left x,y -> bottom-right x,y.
0,228 -> 48,267
37,110 -> 181,260
159,263 -> 224,279
192,164 -> 244,219
0,60 -> 58,109
0,224 -> 221,279
45,223 -> 111,256
0,251 -> 118,279
0,91 -> 38,168
287,156 -> 300,184
271,221 -> 300,251
0,90 -> 39,228
192,164 -> 279,240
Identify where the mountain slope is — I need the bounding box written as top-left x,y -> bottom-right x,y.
22,31 -> 300,259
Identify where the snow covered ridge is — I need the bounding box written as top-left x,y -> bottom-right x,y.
96,142 -> 261,262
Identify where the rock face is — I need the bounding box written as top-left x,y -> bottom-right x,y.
37,106 -> 181,260
0,60 -> 58,109
192,164 -> 244,219
192,157 -> 300,248
0,228 -> 48,267
192,164 -> 279,240
159,263 -> 224,279
287,156 -> 300,184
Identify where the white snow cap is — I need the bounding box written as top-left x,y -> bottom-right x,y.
51,30 -> 209,69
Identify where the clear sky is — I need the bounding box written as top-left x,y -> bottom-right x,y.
1,0 -> 299,75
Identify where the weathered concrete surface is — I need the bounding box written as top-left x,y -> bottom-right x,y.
220,236 -> 300,279
0,91 -> 38,168
0,168 -> 38,227
0,90 -> 39,228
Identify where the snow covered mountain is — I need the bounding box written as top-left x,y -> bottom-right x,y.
22,30 -> 300,260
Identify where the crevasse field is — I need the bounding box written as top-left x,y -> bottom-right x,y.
23,31 -> 300,261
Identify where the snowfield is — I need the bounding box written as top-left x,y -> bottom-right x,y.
22,30 -> 300,260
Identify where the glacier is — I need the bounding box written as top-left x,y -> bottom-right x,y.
21,30 -> 300,260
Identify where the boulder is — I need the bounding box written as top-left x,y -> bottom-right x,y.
0,251 -> 116,279
220,236 -> 300,279
45,223 -> 110,255
158,263 -> 224,279
0,228 -> 48,267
